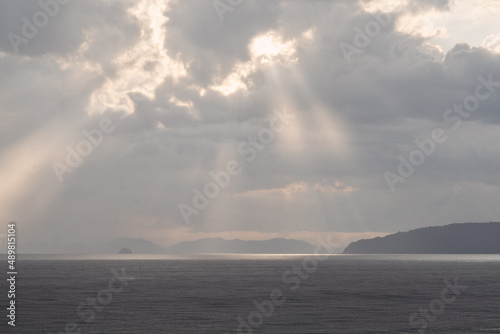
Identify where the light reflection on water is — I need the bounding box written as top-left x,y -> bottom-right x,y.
16,253 -> 500,262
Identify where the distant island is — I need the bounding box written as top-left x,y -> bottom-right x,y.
118,247 -> 133,254
99,237 -> 325,254
343,222 -> 500,254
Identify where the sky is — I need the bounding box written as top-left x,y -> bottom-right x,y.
0,0 -> 499,253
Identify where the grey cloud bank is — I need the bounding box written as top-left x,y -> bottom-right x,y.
0,0 -> 499,253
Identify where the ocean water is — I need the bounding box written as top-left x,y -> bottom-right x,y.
2,254 -> 500,333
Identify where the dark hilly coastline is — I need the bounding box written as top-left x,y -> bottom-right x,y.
343,222 -> 500,254
99,237 -> 318,254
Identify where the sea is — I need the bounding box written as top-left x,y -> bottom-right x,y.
2,254 -> 500,333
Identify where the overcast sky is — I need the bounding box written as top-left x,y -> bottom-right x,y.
1,0 -> 499,253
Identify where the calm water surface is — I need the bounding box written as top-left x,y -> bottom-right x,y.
2,254 -> 500,333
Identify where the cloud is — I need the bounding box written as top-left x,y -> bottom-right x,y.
483,33 -> 500,53
1,0 -> 500,253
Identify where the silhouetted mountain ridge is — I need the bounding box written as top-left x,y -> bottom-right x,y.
343,222 -> 500,254
167,237 -> 315,254
99,237 -> 318,254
